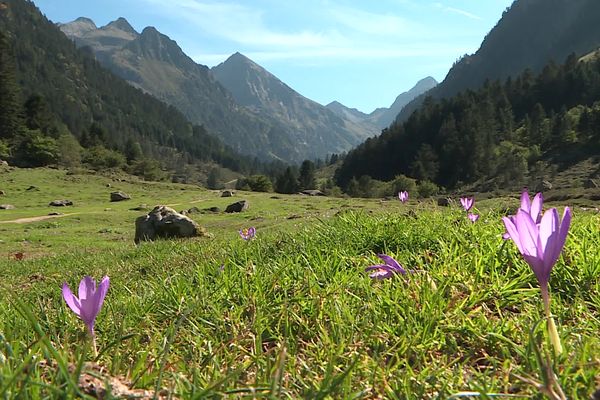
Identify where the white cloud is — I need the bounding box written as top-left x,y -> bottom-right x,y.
433,3 -> 482,20
328,6 -> 423,37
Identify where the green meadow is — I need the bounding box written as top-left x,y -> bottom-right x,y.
0,167 -> 599,398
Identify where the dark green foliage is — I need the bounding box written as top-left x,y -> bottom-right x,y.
243,174 -> 273,192
336,55 -> 600,189
11,130 -> 58,167
0,30 -> 23,140
275,166 -> 299,194
298,159 -> 316,190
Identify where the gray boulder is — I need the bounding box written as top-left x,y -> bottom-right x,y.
0,204 -> 15,209
49,199 -> 73,207
221,190 -> 235,197
225,200 -> 249,213
110,191 -> 131,202
134,205 -> 206,244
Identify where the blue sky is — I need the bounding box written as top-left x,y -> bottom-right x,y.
35,0 -> 514,113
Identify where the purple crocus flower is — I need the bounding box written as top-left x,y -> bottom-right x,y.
398,191 -> 409,203
62,276 -> 109,355
502,207 -> 571,355
365,254 -> 408,280
503,190 -> 544,239
468,213 -> 479,222
460,197 -> 474,212
239,227 -> 256,241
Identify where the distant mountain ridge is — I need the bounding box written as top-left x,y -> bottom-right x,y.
211,52 -> 378,159
396,0 -> 600,123
59,18 -> 377,162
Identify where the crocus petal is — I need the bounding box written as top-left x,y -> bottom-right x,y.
468,213 -> 479,222
530,192 -> 544,223
62,283 -> 81,317
365,264 -> 387,272
79,276 -> 96,301
95,276 -> 110,314
369,269 -> 393,280
377,254 -> 407,274
502,216 -> 523,252
514,210 -> 540,258
520,190 -> 531,213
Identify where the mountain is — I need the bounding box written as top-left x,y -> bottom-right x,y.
325,101 -> 370,125
396,0 -> 600,123
326,77 -> 437,130
211,52 -> 379,159
0,0 -> 253,174
59,19 -> 376,162
58,18 -> 289,160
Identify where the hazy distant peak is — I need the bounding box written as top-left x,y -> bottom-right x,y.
414,76 -> 438,89
103,17 -> 137,35
74,17 -> 96,26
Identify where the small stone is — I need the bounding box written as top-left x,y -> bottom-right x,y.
49,200 -> 73,207
221,190 -> 235,197
0,204 -> 15,209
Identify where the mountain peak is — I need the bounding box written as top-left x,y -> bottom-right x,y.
104,17 -> 137,35
58,17 -> 97,36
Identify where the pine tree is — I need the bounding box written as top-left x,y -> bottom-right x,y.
298,160 -> 316,190
0,32 -> 23,140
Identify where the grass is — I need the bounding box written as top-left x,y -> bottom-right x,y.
0,167 -> 599,398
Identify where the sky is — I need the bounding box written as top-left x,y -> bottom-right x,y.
34,0 -> 514,113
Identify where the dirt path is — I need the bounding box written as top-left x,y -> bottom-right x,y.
0,213 -> 79,224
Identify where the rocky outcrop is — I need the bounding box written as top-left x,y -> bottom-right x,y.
225,200 -> 249,213
110,191 -> 131,202
134,205 -> 205,243
49,200 -> 73,206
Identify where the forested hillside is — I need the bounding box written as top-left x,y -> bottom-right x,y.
0,0 -> 262,180
336,55 -> 600,189
396,0 -> 600,124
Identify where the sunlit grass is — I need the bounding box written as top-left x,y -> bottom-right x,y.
0,168 -> 599,398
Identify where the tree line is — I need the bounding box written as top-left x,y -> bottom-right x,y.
336,53 -> 600,191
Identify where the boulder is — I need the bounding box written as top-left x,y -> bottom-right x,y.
225,200 -> 249,213
0,204 -> 15,209
0,190 -> 5,195
221,190 -> 235,197
134,205 -> 205,244
26,185 -> 38,191
202,206 -> 220,213
49,199 -> 73,207
110,191 -> 131,202
542,180 -> 553,190
186,206 -> 201,214
301,189 -> 325,196
437,197 -> 451,207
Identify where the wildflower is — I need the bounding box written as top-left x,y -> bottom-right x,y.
468,213 -> 479,222
460,197 -> 474,212
365,254 -> 408,280
62,276 -> 109,355
239,227 -> 256,241
503,190 -> 543,239
502,207 -> 571,355
398,191 -> 409,203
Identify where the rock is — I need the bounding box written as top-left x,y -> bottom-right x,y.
106,183 -> 111,188
26,185 -> 38,191
542,180 -> 553,190
130,204 -> 148,211
186,207 -> 201,214
0,190 -> 4,195
0,160 -> 8,166
48,212 -> 63,216
437,197 -> 451,207
49,199 -> 73,207
110,191 -> 131,202
0,204 -> 15,209
134,205 -> 206,244
202,206 -> 220,213
221,190 -> 235,197
225,200 -> 249,213
301,189 -> 325,196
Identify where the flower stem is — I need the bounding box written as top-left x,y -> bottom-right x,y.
541,284 -> 563,356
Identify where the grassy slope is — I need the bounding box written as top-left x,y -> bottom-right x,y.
0,167 -> 598,398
